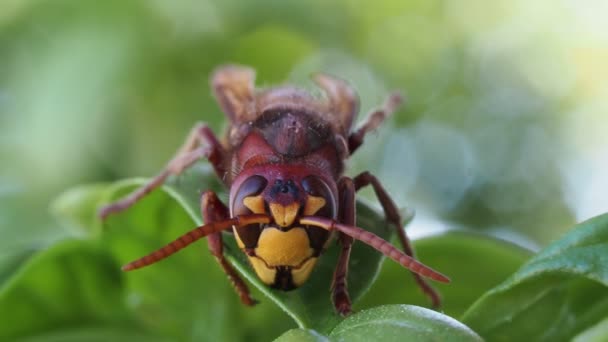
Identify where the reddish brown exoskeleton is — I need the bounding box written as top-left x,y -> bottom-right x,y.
99,65 -> 449,315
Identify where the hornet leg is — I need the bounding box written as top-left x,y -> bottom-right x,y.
348,93 -> 402,154
353,171 -> 441,308
202,191 -> 256,306
99,122 -> 226,220
331,177 -> 357,316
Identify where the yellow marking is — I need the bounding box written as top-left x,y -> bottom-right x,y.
255,227 -> 313,266
248,257 -> 276,285
292,257 -> 318,286
232,226 -> 245,248
243,195 -> 265,214
269,203 -> 300,227
304,196 -> 326,215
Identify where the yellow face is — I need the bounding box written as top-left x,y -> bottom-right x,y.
230,174 -> 336,290
247,226 -> 317,287
233,194 -> 329,290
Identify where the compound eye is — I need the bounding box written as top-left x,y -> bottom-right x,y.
301,175 -> 336,219
232,175 -> 268,249
301,176 -> 336,253
232,175 -> 268,216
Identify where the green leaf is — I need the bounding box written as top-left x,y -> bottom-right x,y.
160,166 -> 395,332
573,317 -> 608,342
331,305 -> 482,341
359,232 -> 533,317
50,184 -> 111,238
0,188 -> 73,289
99,180 -> 261,341
41,164 -> 453,338
50,163 -> 396,333
462,213 -> 608,341
276,305 -> 483,342
0,248 -> 37,286
44,172 -> 293,341
17,327 -> 171,342
0,240 -> 136,341
274,328 -> 330,342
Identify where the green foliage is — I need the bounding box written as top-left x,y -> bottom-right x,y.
276,305 -> 482,342
0,241 -> 137,341
573,317 -> 608,342
462,214 -> 608,341
359,232 -> 532,317
1,174 -> 289,341
2,164 -> 606,340
1,1 -> 607,340
46,167 -> 404,335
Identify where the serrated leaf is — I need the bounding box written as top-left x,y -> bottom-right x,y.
462,213 -> 608,341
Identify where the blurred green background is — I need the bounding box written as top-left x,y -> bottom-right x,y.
1,0 -> 607,340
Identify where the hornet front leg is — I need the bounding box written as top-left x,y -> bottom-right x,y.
202,191 -> 257,306
99,122 -> 226,220
331,177 -> 357,316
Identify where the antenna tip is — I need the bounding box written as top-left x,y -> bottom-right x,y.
121,264 -> 134,272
